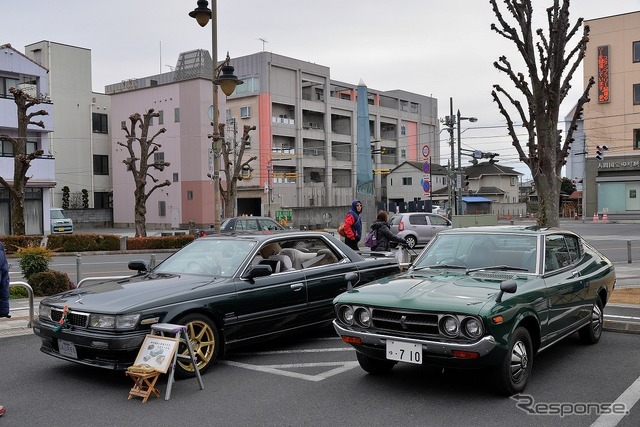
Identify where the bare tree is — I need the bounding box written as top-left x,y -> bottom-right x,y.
216,123 -> 257,218
118,109 -> 171,237
490,0 -> 594,227
0,87 -> 47,235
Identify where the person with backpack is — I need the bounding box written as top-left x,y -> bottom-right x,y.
342,200 -> 363,250
368,210 -> 407,251
0,240 -> 10,319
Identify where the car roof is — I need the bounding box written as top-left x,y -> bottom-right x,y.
199,229 -> 333,241
439,225 -> 578,236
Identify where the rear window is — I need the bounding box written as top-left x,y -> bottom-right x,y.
390,216 -> 402,226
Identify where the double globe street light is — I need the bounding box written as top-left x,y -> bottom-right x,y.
190,0 -> 243,230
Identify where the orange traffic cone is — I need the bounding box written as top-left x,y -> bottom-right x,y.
593,212 -> 598,222
603,212 -> 608,221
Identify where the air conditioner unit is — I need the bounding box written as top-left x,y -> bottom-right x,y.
310,149 -> 319,156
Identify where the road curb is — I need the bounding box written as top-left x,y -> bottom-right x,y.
603,319 -> 640,334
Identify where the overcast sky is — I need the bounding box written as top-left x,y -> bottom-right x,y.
4,0 -> 639,178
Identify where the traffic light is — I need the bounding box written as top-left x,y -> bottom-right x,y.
463,174 -> 470,189
595,145 -> 609,160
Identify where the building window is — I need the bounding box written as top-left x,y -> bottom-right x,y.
94,192 -> 111,208
154,152 -> 164,163
174,107 -> 180,123
634,84 -> 640,105
0,77 -> 19,98
158,201 -> 166,217
1,140 -> 13,156
173,173 -> 179,182
149,116 -> 154,126
187,191 -> 193,200
158,110 -> 164,125
244,136 -> 251,149
92,113 -> 108,133
401,125 -> 406,136
634,41 -> 640,63
234,76 -> 259,95
635,129 -> 640,150
93,155 -> 109,175
402,177 -> 412,186
121,120 -> 126,130
401,148 -> 406,158
26,140 -> 38,154
240,106 -> 251,118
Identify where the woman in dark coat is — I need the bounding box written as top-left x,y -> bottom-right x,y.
369,211 -> 406,251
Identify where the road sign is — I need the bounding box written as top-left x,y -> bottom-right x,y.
422,161 -> 430,174
275,210 -> 292,221
422,145 -> 430,158
422,180 -> 430,192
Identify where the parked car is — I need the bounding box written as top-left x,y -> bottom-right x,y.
33,231 -> 400,378
389,212 -> 451,248
333,225 -> 616,395
195,216 -> 284,237
50,208 -> 73,234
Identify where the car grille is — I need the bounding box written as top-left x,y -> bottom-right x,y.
51,307 -> 89,328
372,308 -> 439,335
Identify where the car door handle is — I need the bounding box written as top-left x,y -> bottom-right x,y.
571,271 -> 579,278
290,283 -> 304,291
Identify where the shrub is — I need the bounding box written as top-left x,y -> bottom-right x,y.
17,246 -> 52,280
46,234 -> 121,252
9,285 -> 29,299
0,236 -> 43,254
127,235 -> 194,250
29,270 -> 75,297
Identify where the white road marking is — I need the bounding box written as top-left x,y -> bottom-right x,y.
219,360 -> 359,382
232,347 -> 352,356
605,315 -> 640,321
591,375 -> 640,427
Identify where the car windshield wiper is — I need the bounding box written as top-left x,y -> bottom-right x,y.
414,264 -> 466,270
466,265 -> 530,273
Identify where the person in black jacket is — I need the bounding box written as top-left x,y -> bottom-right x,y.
0,241 -> 10,319
370,211 -> 406,251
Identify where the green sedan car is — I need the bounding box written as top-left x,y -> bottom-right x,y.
333,226 -> 616,395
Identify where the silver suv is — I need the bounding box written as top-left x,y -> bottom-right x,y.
389,212 -> 451,248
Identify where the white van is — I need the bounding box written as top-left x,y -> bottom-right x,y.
50,208 -> 73,234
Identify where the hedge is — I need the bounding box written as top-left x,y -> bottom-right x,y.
126,235 -> 194,250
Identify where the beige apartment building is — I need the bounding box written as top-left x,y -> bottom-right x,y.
583,11 -> 640,219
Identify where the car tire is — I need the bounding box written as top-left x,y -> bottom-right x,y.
490,326 -> 533,395
175,313 -> 220,379
578,295 -> 604,344
356,351 -> 396,375
404,235 -> 417,249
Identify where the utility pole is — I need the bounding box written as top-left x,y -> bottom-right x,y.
447,98 -> 455,215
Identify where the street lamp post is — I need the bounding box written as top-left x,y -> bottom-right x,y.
266,162 -> 272,218
190,0 -> 242,230
456,109 -> 477,215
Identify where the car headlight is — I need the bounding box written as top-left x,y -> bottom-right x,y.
463,317 -> 484,338
355,307 -> 371,328
39,304 -> 51,319
440,315 -> 460,337
89,313 -> 140,330
338,305 -> 354,325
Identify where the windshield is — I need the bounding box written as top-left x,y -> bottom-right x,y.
413,233 -> 538,273
50,210 -> 67,220
154,239 -> 256,277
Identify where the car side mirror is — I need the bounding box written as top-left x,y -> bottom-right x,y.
496,279 -> 518,303
128,260 -> 149,274
345,272 -> 359,292
242,264 -> 273,280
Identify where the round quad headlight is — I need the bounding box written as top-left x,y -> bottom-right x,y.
355,307 -> 371,328
441,315 -> 460,337
339,305 -> 354,325
463,317 -> 484,338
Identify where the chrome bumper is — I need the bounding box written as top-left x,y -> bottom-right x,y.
333,320 -> 497,357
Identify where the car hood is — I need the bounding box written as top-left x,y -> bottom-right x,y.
337,270 -> 526,315
41,273 -> 218,313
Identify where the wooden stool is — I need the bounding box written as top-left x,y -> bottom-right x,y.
126,370 -> 161,403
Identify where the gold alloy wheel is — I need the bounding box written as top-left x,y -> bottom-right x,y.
178,319 -> 216,373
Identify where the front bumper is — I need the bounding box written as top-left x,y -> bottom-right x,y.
33,318 -> 147,370
333,320 -> 503,368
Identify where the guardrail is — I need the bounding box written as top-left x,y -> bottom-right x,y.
8,281 -> 34,327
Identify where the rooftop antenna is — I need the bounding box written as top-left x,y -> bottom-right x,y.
258,37 -> 268,52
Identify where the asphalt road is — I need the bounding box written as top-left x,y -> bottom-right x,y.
1,326 -> 639,426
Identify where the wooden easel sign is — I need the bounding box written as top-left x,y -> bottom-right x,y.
133,335 -> 178,374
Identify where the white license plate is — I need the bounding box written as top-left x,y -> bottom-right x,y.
386,340 -> 422,364
58,339 -> 78,359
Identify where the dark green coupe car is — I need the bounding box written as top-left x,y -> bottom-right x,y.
333,226 -> 616,395
33,231 -> 400,377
